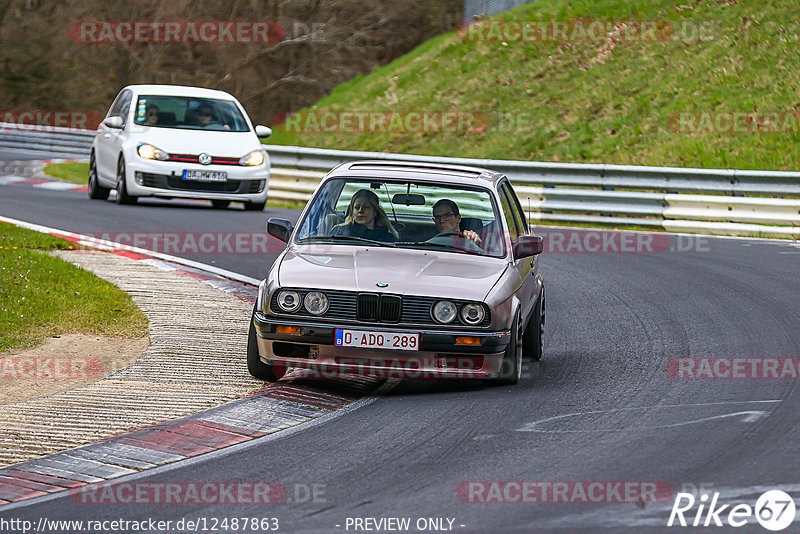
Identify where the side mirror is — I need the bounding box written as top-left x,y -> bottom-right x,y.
513,235 -> 543,258
103,116 -> 123,129
255,125 -> 272,138
267,218 -> 294,243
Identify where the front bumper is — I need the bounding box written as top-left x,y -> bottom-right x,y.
125,158 -> 269,202
253,312 -> 511,379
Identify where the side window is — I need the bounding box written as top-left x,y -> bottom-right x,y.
115,90 -> 132,125
498,185 -> 520,243
106,91 -> 125,118
503,181 -> 529,234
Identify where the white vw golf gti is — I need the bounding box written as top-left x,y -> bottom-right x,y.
89,84 -> 271,210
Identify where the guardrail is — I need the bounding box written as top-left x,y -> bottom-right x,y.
1,123 -> 797,238
266,145 -> 800,239
0,123 -> 95,158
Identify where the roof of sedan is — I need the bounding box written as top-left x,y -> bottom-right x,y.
124,84 -> 237,100
327,160 -> 504,186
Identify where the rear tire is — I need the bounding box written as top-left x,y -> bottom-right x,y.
243,200 -> 266,211
247,308 -> 286,381
115,157 -> 137,205
211,200 -> 231,209
486,314 -> 521,386
87,152 -> 110,200
522,286 -> 544,362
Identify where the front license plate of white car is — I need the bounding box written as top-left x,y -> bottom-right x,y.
182,170 -> 227,182
335,329 -> 419,352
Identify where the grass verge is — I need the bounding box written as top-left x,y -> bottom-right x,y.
268,0 -> 800,172
43,162 -> 88,185
0,223 -> 148,351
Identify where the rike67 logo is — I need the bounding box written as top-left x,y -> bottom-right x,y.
668,490 -> 796,531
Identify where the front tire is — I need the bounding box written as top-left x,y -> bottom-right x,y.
87,152 -> 110,200
115,157 -> 137,205
486,314 -> 522,386
243,200 -> 266,211
522,286 -> 544,362
247,309 -> 286,381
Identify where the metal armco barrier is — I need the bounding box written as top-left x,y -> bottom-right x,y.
0,123 -> 95,158
1,124 -> 797,239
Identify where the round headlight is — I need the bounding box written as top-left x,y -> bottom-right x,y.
432,301 -> 457,324
276,290 -> 301,313
304,291 -> 328,316
460,303 -> 485,325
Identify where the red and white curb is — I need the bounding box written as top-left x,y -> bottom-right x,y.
0,216 -> 389,508
0,377 -> 384,506
0,175 -> 88,192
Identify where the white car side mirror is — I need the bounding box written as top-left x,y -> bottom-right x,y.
103,116 -> 124,129
255,125 -> 272,138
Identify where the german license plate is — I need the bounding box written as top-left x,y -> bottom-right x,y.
335,329 -> 419,352
182,170 -> 227,182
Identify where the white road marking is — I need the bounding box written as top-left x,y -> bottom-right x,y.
517,400 -> 781,433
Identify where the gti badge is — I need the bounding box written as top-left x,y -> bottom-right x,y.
376,282 -> 389,288
198,153 -> 212,165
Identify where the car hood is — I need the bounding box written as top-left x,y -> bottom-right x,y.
278,245 -> 507,302
132,127 -> 261,157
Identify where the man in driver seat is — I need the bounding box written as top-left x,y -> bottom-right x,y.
432,199 -> 482,247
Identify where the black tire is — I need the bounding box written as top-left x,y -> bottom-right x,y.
522,286 -> 545,362
87,152 -> 110,200
486,314 -> 522,386
211,200 -> 231,209
247,309 -> 286,381
115,157 -> 137,205
243,200 -> 266,211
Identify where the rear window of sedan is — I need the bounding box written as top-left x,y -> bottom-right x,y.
133,95 -> 250,132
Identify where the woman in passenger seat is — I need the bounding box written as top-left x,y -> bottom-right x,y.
332,189 -> 399,242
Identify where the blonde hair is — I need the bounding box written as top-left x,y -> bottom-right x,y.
337,189 -> 398,238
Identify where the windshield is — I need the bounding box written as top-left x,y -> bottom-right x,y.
295,178 -> 507,257
133,95 -> 250,132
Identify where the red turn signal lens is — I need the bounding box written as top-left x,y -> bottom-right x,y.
276,326 -> 302,335
455,336 -> 481,346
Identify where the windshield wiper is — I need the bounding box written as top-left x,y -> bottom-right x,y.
298,235 -> 396,247
394,241 -> 482,255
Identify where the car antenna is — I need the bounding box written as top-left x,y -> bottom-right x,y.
527,196 -> 532,229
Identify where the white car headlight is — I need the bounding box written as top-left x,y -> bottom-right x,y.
304,291 -> 328,316
137,143 -> 169,161
239,149 -> 265,166
276,290 -> 301,313
432,301 -> 457,324
460,303 -> 485,325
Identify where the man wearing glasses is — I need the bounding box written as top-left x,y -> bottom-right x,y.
432,199 -> 482,246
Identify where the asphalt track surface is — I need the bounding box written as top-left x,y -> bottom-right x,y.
2,152 -> 800,532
